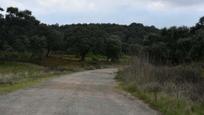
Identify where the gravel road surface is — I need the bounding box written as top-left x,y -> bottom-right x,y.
0,68 -> 158,115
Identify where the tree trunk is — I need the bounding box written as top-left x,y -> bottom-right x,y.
154,92 -> 158,102
46,48 -> 50,57
80,53 -> 86,61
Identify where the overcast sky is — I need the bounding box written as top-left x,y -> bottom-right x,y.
1,0 -> 204,27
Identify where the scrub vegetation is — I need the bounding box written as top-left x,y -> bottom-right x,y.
1,6 -> 204,114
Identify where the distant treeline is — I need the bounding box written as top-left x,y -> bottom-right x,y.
0,7 -> 204,63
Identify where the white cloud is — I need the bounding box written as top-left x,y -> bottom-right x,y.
147,1 -> 167,11
1,0 -> 204,27
37,0 -> 96,12
1,0 -> 98,15
1,0 -> 26,9
2,0 -> 204,14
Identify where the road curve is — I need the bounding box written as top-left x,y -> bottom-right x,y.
0,68 -> 158,115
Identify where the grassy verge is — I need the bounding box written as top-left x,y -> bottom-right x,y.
116,58 -> 204,115
0,76 -> 51,94
117,81 -> 204,115
0,61 -> 70,94
0,54 -> 128,94
0,55 -> 127,94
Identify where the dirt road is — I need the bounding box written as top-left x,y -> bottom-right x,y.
0,68 -> 158,115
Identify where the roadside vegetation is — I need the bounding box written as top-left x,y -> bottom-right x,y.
0,54 -> 127,94
1,6 -> 204,114
116,57 -> 204,115
0,61 -> 56,94
0,6 -> 129,94
115,15 -> 204,115
2,6 -> 203,65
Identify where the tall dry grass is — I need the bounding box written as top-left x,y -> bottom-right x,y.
117,56 -> 204,103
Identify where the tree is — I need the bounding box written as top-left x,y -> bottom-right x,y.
28,36 -> 46,59
0,7 -> 4,19
18,10 -> 32,18
1,6 -> 204,64
188,30 -> 204,61
0,7 -> 4,50
6,7 -> 19,20
105,35 -> 122,62
6,7 -> 18,15
198,16 -> 204,26
0,7 -> 3,11
12,36 -> 29,52
91,37 -> 106,55
43,27 -> 64,57
73,37 -> 91,61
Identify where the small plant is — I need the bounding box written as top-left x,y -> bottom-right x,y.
144,82 -> 162,102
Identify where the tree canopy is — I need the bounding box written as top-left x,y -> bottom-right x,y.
0,6 -> 204,64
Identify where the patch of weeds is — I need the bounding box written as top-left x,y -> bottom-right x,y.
117,76 -> 204,115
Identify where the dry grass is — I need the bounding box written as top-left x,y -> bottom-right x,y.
0,61 -> 66,94
0,54 -> 127,94
116,56 -> 204,115
35,55 -> 127,71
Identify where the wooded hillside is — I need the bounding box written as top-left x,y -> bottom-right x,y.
0,7 -> 204,64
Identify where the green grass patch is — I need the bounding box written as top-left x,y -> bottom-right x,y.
0,76 -> 48,94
